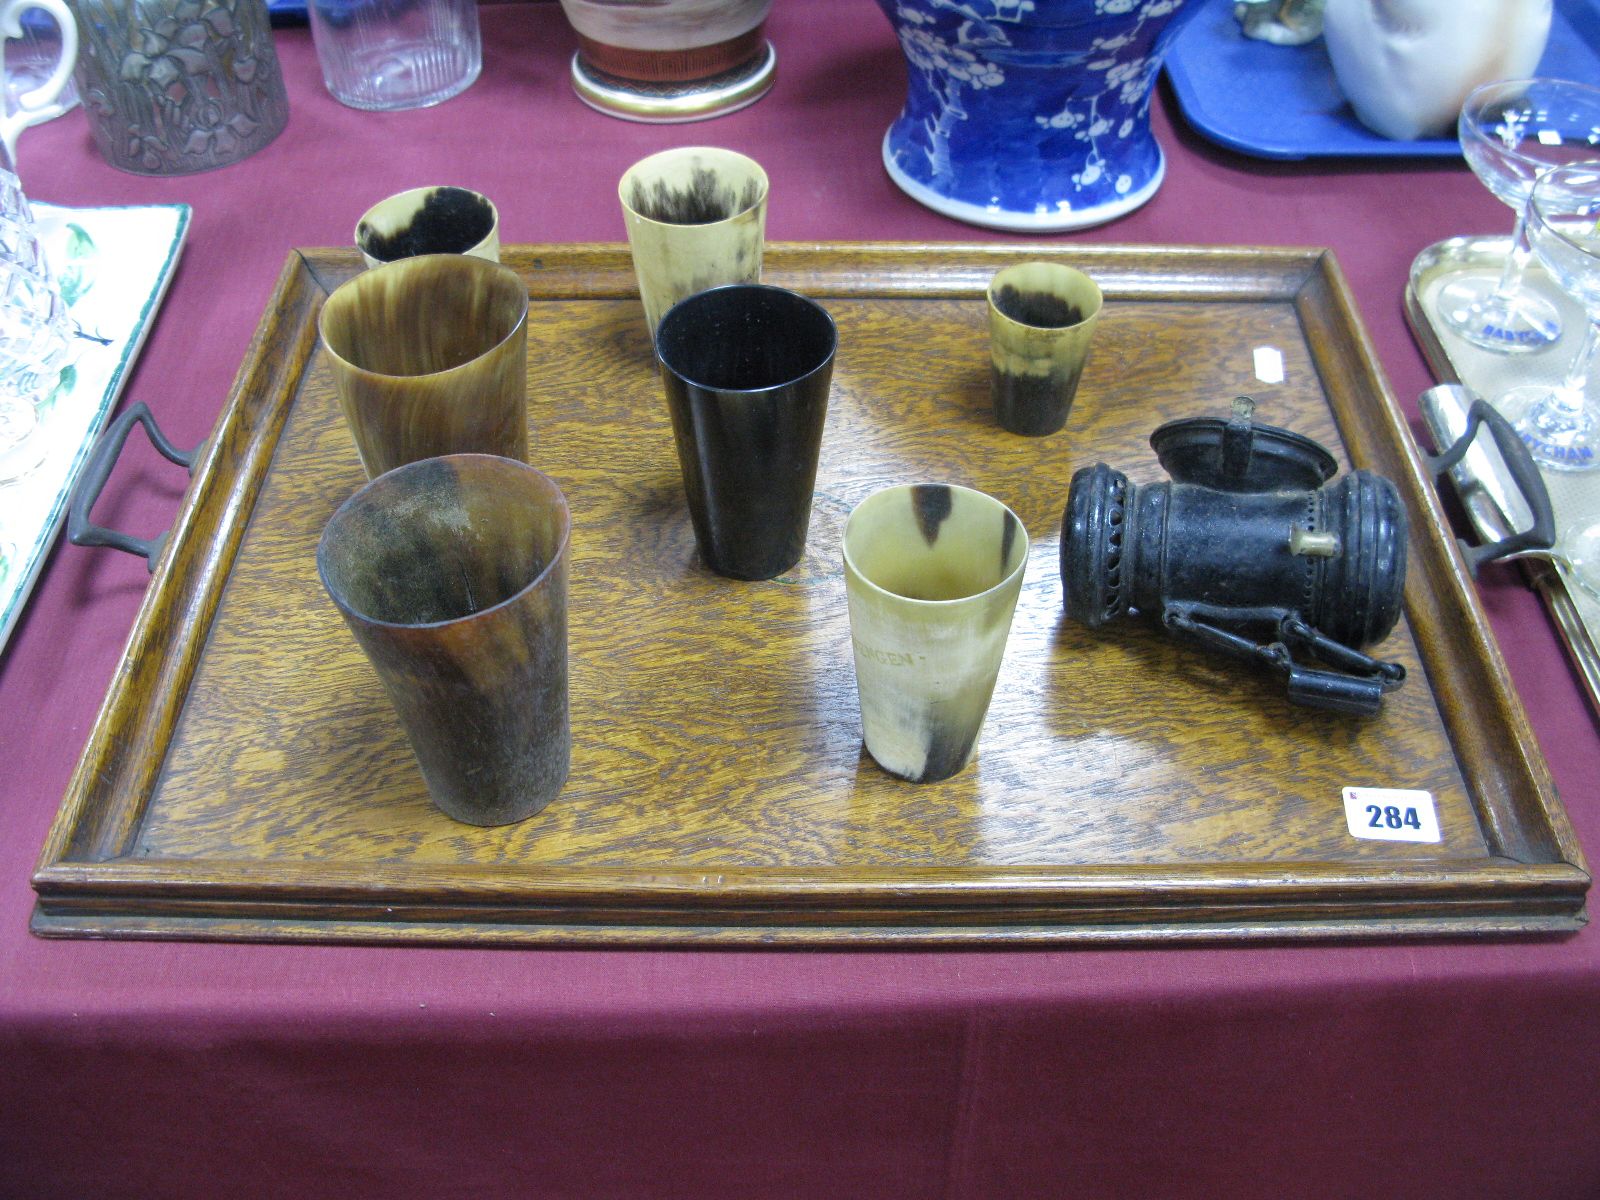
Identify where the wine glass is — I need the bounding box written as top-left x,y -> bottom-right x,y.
1439,78 -> 1600,354
1496,161 -> 1600,471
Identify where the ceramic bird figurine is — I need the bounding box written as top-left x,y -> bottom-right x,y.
1322,0 -> 1552,140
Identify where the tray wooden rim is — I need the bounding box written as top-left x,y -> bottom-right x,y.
32,242 -> 1591,945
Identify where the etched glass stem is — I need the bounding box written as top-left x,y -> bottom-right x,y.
1488,203 -> 1536,305
1552,322 -> 1599,412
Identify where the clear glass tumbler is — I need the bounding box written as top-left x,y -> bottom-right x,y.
308,0 -> 481,112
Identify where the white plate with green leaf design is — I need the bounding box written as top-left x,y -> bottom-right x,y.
0,202 -> 190,654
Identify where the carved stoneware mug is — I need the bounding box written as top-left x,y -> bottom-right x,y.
68,0 -> 289,174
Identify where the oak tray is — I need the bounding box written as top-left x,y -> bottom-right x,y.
31,244 -> 1590,945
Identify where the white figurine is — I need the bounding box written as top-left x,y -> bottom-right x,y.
1323,0 -> 1552,140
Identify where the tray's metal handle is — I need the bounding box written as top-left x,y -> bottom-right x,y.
1423,394 -> 1556,576
67,402 -> 199,572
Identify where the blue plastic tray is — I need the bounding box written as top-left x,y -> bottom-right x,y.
1164,0 -> 1600,160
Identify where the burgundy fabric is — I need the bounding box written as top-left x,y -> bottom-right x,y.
2,3 -> 1597,1195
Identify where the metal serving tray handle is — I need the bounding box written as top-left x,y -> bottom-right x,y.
66,402 -> 199,572
1419,383 -> 1555,573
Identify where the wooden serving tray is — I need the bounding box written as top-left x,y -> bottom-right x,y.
32,244 -> 1590,944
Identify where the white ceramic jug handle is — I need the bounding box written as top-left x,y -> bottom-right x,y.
0,0 -> 78,163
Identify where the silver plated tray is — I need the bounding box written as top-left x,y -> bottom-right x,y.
1405,234 -> 1600,718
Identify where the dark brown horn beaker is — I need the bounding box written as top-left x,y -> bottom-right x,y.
317,455 -> 570,826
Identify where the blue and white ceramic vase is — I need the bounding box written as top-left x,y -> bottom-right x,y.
875,0 -> 1201,232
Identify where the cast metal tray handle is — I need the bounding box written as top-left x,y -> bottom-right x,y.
67,402 -> 199,571
1421,386 -> 1556,576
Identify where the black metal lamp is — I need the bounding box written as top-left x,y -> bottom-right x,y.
1060,398 -> 1409,715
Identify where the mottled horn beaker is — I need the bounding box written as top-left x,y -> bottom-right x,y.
843,482 -> 1029,783
986,261 -> 1102,437
317,455 -> 571,827
619,145 -> 768,336
355,184 -> 500,268
318,253 -> 528,478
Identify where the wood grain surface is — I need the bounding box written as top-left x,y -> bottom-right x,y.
31,243 -> 1590,944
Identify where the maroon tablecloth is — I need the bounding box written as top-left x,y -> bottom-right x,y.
3,3 -> 1597,1196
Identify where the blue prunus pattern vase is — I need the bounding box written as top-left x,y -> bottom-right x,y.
875,0 -> 1202,232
